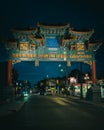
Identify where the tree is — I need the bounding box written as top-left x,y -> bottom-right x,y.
69,69 -> 84,83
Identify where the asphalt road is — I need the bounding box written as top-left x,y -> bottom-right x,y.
0,94 -> 104,130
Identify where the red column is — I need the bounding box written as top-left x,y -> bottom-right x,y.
92,61 -> 97,83
7,60 -> 12,86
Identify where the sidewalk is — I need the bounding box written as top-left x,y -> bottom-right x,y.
57,94 -> 104,108
71,96 -> 104,108
0,97 -> 28,117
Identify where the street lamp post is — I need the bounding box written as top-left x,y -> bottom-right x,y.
59,62 -> 68,87
66,64 -> 68,87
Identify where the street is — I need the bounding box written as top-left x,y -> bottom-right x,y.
0,94 -> 104,130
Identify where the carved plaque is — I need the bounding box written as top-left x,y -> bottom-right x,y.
20,42 -> 28,50
77,44 -> 85,50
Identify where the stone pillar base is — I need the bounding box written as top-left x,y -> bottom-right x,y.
93,86 -> 101,102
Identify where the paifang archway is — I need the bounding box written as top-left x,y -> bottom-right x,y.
1,22 -> 102,86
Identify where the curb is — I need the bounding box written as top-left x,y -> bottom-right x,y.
0,101 -> 26,117
8,101 -> 26,112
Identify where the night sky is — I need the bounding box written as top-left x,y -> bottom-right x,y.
0,0 -> 104,86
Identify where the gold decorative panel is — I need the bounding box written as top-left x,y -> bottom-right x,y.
77,44 -> 85,50
38,54 -> 43,58
44,54 -> 48,58
56,54 -> 61,58
70,54 -> 92,59
12,54 -> 36,58
49,54 -> 56,58
20,42 -> 28,50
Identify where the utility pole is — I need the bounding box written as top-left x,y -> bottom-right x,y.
66,62 -> 68,87
80,62 -> 83,99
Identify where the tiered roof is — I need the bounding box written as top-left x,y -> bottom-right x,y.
38,22 -> 70,36
69,28 -> 94,41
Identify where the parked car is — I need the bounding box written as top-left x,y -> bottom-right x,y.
45,90 -> 52,95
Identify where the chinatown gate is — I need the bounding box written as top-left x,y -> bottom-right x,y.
2,22 -> 102,86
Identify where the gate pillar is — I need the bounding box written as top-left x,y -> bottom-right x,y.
7,60 -> 12,86
92,61 -> 97,83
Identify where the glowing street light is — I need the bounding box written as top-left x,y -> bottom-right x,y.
60,69 -> 64,72
58,63 -> 68,87
84,73 -> 90,83
58,64 -> 61,67
46,75 -> 49,78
